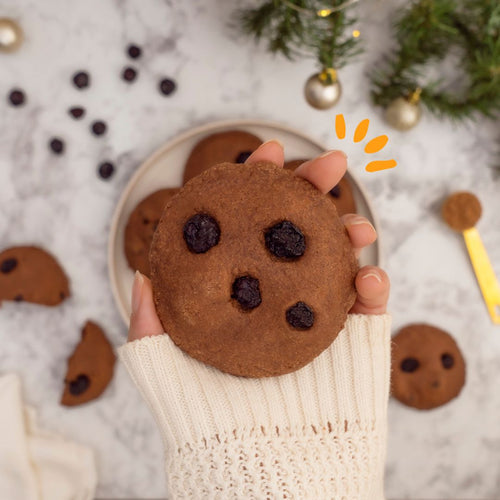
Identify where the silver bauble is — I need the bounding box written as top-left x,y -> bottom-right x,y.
304,73 -> 342,110
384,97 -> 421,131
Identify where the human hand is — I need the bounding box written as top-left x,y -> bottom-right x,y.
128,140 -> 389,342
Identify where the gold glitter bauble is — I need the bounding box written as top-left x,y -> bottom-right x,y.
385,96 -> 421,131
304,72 -> 342,110
0,18 -> 23,52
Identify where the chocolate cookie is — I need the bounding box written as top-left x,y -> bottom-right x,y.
391,324 -> 466,410
284,159 -> 356,216
442,191 -> 482,231
151,161 -> 358,377
183,130 -> 263,184
0,246 -> 70,306
61,321 -> 116,406
124,188 -> 180,276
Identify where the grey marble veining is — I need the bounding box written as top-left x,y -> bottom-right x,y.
1,0 -> 499,498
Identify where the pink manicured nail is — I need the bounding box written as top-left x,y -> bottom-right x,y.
319,149 -> 348,159
131,271 -> 145,314
361,271 -> 382,283
345,215 -> 375,231
261,139 -> 284,149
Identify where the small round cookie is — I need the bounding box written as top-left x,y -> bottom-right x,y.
284,159 -> 356,216
442,191 -> 482,231
124,188 -> 179,277
391,324 -> 466,410
61,321 -> 116,406
183,130 -> 263,184
151,161 -> 358,378
0,246 -> 70,306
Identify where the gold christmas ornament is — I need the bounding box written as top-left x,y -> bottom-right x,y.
384,89 -> 422,131
0,18 -> 23,52
304,69 -> 342,110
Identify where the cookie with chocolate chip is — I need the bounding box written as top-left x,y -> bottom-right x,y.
391,324 -> 466,410
183,130 -> 263,184
284,159 -> 356,216
0,246 -> 70,306
151,161 -> 358,377
124,188 -> 180,277
61,321 -> 116,406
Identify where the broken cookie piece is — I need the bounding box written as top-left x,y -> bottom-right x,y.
61,321 -> 116,406
0,246 -> 70,306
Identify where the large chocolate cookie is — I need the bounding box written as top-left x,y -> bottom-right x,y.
61,321 -> 116,406
151,161 -> 358,377
391,324 -> 466,410
284,159 -> 356,216
0,246 -> 70,306
124,188 -> 180,276
183,130 -> 263,184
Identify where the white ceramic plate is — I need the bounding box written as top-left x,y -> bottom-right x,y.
108,119 -> 382,325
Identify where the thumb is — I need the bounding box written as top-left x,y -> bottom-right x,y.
128,271 -> 164,342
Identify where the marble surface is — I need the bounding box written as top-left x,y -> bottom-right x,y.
1,0 -> 499,498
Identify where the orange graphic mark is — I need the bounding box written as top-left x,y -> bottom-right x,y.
353,119 -> 369,143
365,135 -> 388,154
335,114 -> 346,139
334,114 -> 398,172
366,159 -> 398,172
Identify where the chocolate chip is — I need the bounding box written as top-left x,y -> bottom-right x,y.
49,138 -> 65,154
68,374 -> 90,396
441,353 -> 454,369
91,121 -> 107,136
329,185 -> 341,198
183,214 -> 220,253
1,258 -> 17,273
265,221 -> 306,259
235,151 -> 252,164
127,44 -> 142,59
231,276 -> 261,310
72,71 -> 90,89
159,78 -> 176,96
98,162 -> 115,180
286,302 -> 314,330
69,106 -> 85,119
14,294 -> 23,302
8,89 -> 25,106
401,357 -> 419,373
122,67 -> 137,82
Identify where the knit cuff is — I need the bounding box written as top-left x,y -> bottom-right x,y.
118,313 -> 391,450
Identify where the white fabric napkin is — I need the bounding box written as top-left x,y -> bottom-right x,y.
0,373 -> 97,500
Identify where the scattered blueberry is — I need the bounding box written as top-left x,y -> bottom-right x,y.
122,67 -> 138,82
68,374 -> 90,396
235,151 -> 252,163
127,44 -> 142,59
329,184 -> 341,198
265,220 -> 306,259
98,161 -> 115,180
441,353 -> 454,369
69,106 -> 85,119
401,357 -> 419,373
91,120 -> 107,136
72,71 -> 90,89
159,78 -> 176,96
231,276 -> 262,310
49,138 -> 65,154
183,213 -> 220,253
8,89 -> 25,106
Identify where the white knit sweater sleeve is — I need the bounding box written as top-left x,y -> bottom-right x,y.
118,313 -> 391,499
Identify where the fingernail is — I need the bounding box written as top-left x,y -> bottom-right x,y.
319,149 -> 347,159
345,215 -> 375,231
361,271 -> 382,283
132,271 -> 145,315
262,139 -> 284,150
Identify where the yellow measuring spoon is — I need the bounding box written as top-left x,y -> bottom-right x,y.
442,192 -> 500,324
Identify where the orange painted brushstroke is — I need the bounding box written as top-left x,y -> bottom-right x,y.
354,119 -> 369,143
335,114 -> 346,139
365,135 -> 388,154
365,159 -> 397,172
